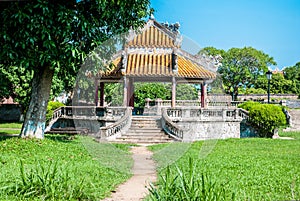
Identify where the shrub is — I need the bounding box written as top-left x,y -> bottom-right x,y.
239,102 -> 287,137
46,101 -> 64,123
238,101 -> 261,111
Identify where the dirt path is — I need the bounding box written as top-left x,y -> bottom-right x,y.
102,146 -> 157,201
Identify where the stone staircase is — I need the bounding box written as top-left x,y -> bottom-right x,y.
112,116 -> 175,144
284,109 -> 300,132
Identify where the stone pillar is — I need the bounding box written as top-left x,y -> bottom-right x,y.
171,77 -> 176,107
123,77 -> 128,107
99,82 -> 104,107
145,98 -> 151,108
201,82 -> 207,108
94,79 -> 99,106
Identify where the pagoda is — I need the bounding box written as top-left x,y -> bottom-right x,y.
94,17 -> 218,108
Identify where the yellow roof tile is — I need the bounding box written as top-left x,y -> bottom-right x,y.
126,25 -> 176,48
99,54 -> 216,79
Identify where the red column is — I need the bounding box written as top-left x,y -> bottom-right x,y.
99,82 -> 104,106
123,77 -> 128,106
94,79 -> 99,106
171,77 -> 176,107
129,82 -> 134,107
127,78 -> 134,107
201,82 -> 206,108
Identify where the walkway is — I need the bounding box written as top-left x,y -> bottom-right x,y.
102,146 -> 157,201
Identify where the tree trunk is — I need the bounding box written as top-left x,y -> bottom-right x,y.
20,65 -> 54,139
233,87 -> 239,101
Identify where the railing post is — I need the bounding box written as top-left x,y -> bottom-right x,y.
145,98 -> 151,108
155,98 -> 162,107
234,109 -> 237,119
281,99 -> 287,106
222,109 -> 226,120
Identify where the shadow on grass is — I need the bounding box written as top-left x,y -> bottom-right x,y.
0,134 -> 18,141
0,133 -> 77,143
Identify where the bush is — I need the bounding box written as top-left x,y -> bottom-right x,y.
46,101 -> 65,123
238,101 -> 261,111
239,102 -> 287,137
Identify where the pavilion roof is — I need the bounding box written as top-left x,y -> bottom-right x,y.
96,18 -> 217,81
98,53 -> 215,79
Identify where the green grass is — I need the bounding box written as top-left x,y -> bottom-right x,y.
0,122 -> 22,136
279,130 -> 300,140
0,122 -> 22,129
0,135 -> 133,200
0,129 -> 20,135
149,135 -> 300,200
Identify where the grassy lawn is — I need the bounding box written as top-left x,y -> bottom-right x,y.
0,122 -> 22,135
0,122 -> 22,129
280,130 -> 300,139
0,134 -> 133,200
148,131 -> 300,200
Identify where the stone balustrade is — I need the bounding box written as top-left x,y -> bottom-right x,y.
207,101 -> 244,108
50,106 -> 106,121
238,108 -> 249,121
161,108 -> 184,140
46,106 -> 129,134
49,106 -> 128,121
145,98 -> 201,108
161,107 -> 245,142
99,107 -> 132,140
165,107 -> 243,121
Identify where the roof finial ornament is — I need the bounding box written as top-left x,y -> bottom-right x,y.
150,14 -> 155,20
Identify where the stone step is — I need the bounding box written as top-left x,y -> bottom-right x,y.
131,117 -> 160,120
111,138 -> 174,144
131,118 -> 160,122
130,124 -> 161,128
132,118 -> 159,120
127,128 -> 163,132
122,132 -> 167,137
108,115 -> 175,144
131,124 -> 161,128
132,116 -> 160,119
46,127 -> 89,135
116,135 -> 171,140
125,132 -> 165,136
131,121 -> 161,125
131,119 -> 160,122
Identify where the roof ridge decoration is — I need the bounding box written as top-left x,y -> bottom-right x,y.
176,49 -> 221,73
125,19 -> 182,48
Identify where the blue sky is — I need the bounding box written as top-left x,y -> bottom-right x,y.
150,0 -> 300,69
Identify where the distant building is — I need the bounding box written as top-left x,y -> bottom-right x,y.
271,67 -> 284,75
1,96 -> 17,104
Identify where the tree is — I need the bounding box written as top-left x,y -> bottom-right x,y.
134,83 -> 171,108
176,84 -> 198,100
283,62 -> 300,95
1,64 -> 69,108
0,65 -> 13,102
0,0 -> 151,138
283,62 -> 300,81
0,65 -> 34,109
254,73 -> 298,95
199,46 -> 226,57
206,47 -> 276,100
